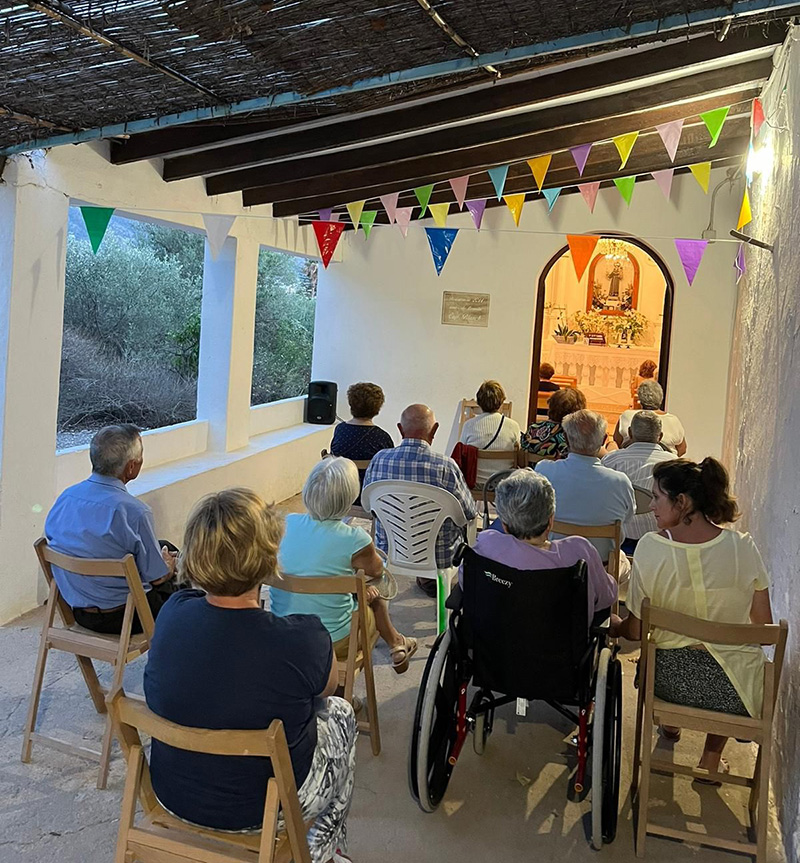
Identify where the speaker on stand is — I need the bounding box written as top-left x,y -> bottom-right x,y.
305,381 -> 338,424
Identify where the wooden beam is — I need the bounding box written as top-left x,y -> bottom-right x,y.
215,60 -> 768,198
155,28 -> 781,179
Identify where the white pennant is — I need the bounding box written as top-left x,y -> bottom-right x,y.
203,214 -> 237,260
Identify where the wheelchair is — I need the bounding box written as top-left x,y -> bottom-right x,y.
409,544 -> 623,849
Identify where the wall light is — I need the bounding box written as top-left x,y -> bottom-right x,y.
746,133 -> 774,182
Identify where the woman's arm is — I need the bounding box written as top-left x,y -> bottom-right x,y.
320,652 -> 340,698
351,542 -> 383,578
750,588 -> 773,625
610,611 -> 642,641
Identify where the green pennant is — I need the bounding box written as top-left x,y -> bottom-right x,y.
360,210 -> 378,239
414,184 -> 435,217
699,106 -> 730,148
613,176 -> 636,206
80,206 -> 115,254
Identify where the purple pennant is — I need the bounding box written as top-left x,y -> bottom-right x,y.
466,199 -> 487,230
318,208 -> 333,222
674,238 -> 708,286
734,243 -> 746,284
425,228 -> 459,276
570,143 -> 593,176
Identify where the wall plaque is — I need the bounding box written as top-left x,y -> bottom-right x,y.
441,291 -> 490,328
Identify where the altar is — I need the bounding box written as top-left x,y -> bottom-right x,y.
547,341 -> 659,390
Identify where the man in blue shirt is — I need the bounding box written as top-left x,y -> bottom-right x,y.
45,424 -> 179,634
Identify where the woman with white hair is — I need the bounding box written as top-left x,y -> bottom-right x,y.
271,456 -> 417,673
614,379 -> 687,455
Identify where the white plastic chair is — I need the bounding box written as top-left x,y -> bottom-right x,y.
361,480 -> 476,633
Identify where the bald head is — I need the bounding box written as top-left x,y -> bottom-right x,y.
399,404 -> 438,443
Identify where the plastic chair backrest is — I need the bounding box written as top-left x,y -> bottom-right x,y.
632,484 -> 654,515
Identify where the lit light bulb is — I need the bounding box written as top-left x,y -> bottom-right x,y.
746,133 -> 774,182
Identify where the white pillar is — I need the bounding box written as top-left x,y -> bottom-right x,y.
0,174 -> 69,623
196,235 -> 259,452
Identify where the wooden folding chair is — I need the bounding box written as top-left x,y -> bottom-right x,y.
552,520 -> 622,612
633,600 -> 788,863
522,451 -> 555,467
22,537 -> 155,789
277,572 -> 381,756
457,398 -> 513,438
108,691 -> 312,863
471,447 -> 520,504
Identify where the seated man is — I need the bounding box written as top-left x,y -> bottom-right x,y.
364,404 -> 478,597
601,411 -> 675,554
536,409 -> 635,589
45,424 -> 178,633
538,362 -> 561,393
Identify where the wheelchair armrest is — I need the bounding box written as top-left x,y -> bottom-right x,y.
445,583 -> 463,611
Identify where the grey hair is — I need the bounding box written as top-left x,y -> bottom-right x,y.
495,470 -> 556,539
562,409 -> 607,454
637,380 -> 664,410
303,456 -> 360,521
89,424 -> 142,477
630,410 -> 662,443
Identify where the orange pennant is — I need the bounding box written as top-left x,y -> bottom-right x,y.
566,235 -> 600,281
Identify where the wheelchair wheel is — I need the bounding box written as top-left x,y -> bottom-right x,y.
591,648 -> 623,848
472,693 -> 493,756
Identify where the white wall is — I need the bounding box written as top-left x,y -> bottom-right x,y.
313,169 -> 741,459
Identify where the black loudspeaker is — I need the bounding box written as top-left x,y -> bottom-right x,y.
305,381 -> 337,425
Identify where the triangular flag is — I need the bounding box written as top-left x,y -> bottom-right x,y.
542,187 -> 562,212
674,239 -> 708,286
311,221 -> 345,269
656,119 -> 684,162
395,207 -> 413,237
527,155 -> 552,192
738,188 -> 752,230
379,193 -> 399,224
734,243 -> 746,284
449,176 -> 470,209
613,131 -> 639,169
318,208 -> 333,222
360,210 -> 378,239
346,201 -> 365,230
570,143 -> 593,176
751,98 -> 765,139
428,202 -> 450,228
487,165 -> 509,200
424,228 -> 459,276
651,168 -> 675,200
202,213 -> 237,260
700,106 -> 730,148
689,162 -> 711,193
414,184 -> 434,217
578,181 -> 601,213
465,199 -> 487,230
503,194 -> 525,226
613,176 -> 636,206
566,235 -> 600,280
80,207 -> 115,254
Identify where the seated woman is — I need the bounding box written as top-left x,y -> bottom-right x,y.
538,362 -> 561,392
271,456 -> 417,673
521,386 -> 586,459
464,470 -> 618,622
614,380 -> 687,455
460,380 -> 521,487
630,359 -> 657,404
612,458 -> 773,780
144,489 -> 357,863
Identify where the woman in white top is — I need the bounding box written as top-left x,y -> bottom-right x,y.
612,457 -> 772,780
460,380 -> 521,488
614,380 -> 687,455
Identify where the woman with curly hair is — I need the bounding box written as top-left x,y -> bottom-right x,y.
521,386 -> 587,459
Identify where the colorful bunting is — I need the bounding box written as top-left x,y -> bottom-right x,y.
674,239 -> 708,286
379,193 -> 399,224
503,194 -> 525,226
466,199 -> 487,230
738,188 -> 752,230
751,98 -> 765,139
428,202 -> 450,228
527,155 -> 552,192
80,206 -> 115,254
613,176 -> 636,206
570,143 -> 593,176
689,162 -> 711,193
734,243 -> 746,284
346,201 -> 365,230
700,106 -> 730,148
578,181 -> 601,213
566,235 -> 600,280
318,208 -> 333,222
542,187 -> 562,212
395,207 -> 414,237
414,185 -> 434,217
487,165 -> 509,200
424,228 -> 460,276
613,131 -> 639,169
360,210 -> 378,239
202,214 -> 237,260
311,221 -> 345,269
655,119 -> 683,162
651,168 -> 675,201
449,176 -> 470,210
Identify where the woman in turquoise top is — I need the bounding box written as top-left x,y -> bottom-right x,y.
271,456 -> 417,673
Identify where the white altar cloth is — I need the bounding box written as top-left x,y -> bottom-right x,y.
547,341 -> 658,389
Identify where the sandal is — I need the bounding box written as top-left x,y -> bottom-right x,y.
390,635 -> 418,674
694,758 -> 730,786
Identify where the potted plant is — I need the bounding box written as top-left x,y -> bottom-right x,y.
553,322 -> 581,344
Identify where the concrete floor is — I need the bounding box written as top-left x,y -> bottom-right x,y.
0,505 -> 787,863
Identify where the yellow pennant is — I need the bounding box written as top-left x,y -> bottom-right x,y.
346,201 -> 365,230
428,202 -> 450,228
527,155 -> 552,192
613,131 -> 639,169
689,162 -> 711,193
503,194 -> 526,226
737,188 -> 752,230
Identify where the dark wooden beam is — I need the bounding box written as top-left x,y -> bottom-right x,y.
216,59 -> 768,198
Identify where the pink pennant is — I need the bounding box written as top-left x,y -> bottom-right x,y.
674,238 -> 708,286
465,199 -> 487,230
380,193 -> 400,224
651,168 -> 674,200
395,206 -> 413,238
734,243 -> 746,284
449,176 -> 470,210
570,143 -> 593,176
578,182 -> 601,214
656,119 -> 684,162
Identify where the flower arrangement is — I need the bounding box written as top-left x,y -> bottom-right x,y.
571,310 -> 611,338
611,309 -> 648,344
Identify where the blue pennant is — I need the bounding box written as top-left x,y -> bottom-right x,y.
487,165 -> 509,200
425,228 -> 460,277
542,187 -> 562,212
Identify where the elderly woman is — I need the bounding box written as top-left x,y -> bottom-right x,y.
522,387 -> 587,459
330,381 -> 394,466
614,380 -> 687,455
144,489 -> 357,863
612,458 -> 773,782
271,456 -> 417,673
460,380 -> 521,487
465,470 -> 617,622
630,359 -> 657,403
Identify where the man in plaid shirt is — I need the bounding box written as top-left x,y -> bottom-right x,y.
363,404 -> 477,579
